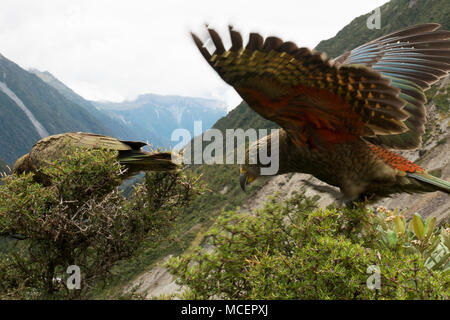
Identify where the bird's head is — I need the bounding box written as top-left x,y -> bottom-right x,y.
238,130 -> 284,191
238,129 -> 292,191
239,164 -> 261,191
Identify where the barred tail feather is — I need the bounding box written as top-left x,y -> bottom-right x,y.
118,151 -> 180,173
407,172 -> 450,193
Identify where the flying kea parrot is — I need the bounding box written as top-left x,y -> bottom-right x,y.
191,23 -> 450,202
13,132 -> 180,186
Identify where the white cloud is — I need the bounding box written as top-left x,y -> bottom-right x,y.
0,0 -> 389,109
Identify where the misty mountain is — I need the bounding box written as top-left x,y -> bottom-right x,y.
28,69 -> 161,145
31,69 -> 227,149
93,95 -> 227,148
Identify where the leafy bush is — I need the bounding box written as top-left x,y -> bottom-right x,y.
372,207 -> 449,271
0,146 -> 202,299
167,192 -> 449,300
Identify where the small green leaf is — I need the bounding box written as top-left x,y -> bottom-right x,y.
417,213 -> 425,225
412,214 -> 425,240
424,216 -> 436,239
408,219 -> 415,232
394,216 -> 405,234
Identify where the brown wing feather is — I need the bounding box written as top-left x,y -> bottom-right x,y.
333,23 -> 450,149
192,26 -> 408,148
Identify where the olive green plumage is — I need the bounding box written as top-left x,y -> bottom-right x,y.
13,132 -> 179,185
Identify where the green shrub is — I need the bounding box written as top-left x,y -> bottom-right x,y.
0,146 -> 202,299
167,192 -> 449,300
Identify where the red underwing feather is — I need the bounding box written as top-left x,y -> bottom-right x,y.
367,143 -> 424,173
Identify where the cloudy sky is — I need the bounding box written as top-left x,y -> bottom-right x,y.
0,0 -> 389,111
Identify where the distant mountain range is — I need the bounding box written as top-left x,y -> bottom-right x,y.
30,69 -> 227,149
0,54 -> 227,165
93,94 -> 227,148
28,69 -> 164,146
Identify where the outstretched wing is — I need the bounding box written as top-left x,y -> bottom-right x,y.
335,23 -> 450,149
192,26 -> 410,149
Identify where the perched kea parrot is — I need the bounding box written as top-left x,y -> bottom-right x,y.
191,23 -> 450,202
13,132 -> 179,186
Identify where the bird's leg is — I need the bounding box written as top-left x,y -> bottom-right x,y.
342,193 -> 375,209
344,200 -> 359,209
336,183 -> 376,208
337,182 -> 365,208
335,194 -> 358,208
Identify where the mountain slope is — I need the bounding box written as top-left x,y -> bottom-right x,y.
315,0 -> 450,58
28,69 -> 147,143
0,54 -> 111,164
